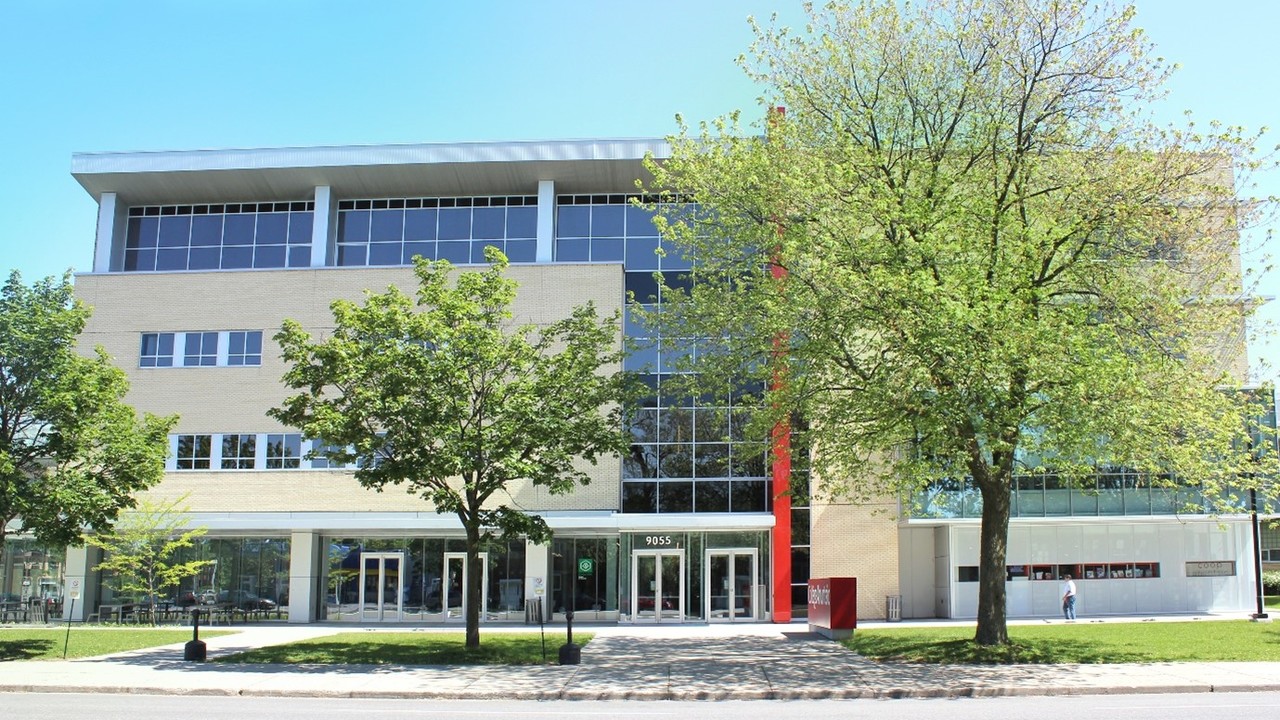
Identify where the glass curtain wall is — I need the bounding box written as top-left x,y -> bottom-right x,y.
556,194 -> 771,514
321,537 -> 527,622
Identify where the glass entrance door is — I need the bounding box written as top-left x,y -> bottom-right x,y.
442,552 -> 488,622
359,552 -> 404,622
632,550 -> 684,622
706,549 -> 757,622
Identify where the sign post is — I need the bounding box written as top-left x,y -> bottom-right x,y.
63,579 -> 82,659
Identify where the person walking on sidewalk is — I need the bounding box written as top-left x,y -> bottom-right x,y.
1061,574 -> 1077,621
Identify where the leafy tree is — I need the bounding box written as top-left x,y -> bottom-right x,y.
0,271 -> 175,560
271,249 -> 632,649
84,496 -> 214,625
643,0 -> 1277,645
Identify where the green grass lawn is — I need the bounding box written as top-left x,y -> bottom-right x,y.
218,631 -> 593,666
847,620 -> 1280,664
1267,595 -> 1279,611
0,627 -> 234,661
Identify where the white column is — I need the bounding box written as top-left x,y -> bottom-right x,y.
536,180 -> 555,263
310,186 -> 332,267
63,546 -> 93,622
92,193 -> 120,273
525,539 -> 550,620
288,531 -> 320,623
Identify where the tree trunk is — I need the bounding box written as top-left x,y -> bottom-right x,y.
974,471 -> 1012,646
464,527 -> 482,650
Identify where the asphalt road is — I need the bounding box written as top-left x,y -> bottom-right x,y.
6,691 -> 1280,720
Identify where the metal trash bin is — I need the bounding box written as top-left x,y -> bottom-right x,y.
524,598 -> 543,625
886,594 -> 902,622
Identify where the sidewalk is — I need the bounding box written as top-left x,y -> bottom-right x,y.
3,616 -> 1280,701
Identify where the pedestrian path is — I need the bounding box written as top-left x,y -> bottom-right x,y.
2,616 -> 1279,700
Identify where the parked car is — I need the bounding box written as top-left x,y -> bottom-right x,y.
216,590 -> 277,611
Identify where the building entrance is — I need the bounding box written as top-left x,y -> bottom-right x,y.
442,551 -> 488,622
632,550 -> 684,622
706,549 -> 758,621
359,552 -> 404,622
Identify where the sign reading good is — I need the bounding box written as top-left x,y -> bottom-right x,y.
1185,561 -> 1236,577
68,578 -> 81,601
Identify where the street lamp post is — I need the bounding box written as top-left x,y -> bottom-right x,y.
1251,487 -> 1270,621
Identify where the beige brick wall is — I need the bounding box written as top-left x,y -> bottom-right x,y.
810,499 -> 901,621
75,263 -> 624,515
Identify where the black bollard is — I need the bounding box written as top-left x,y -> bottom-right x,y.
184,608 -> 207,661
558,609 -> 581,665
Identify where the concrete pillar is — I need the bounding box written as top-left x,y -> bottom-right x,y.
525,539 -> 549,619
93,192 -> 125,273
536,180 -> 555,263
288,531 -> 320,623
62,546 -> 94,622
311,186 -> 333,267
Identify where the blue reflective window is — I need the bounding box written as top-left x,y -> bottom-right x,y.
190,215 -> 223,247
660,481 -> 694,513
556,238 -> 590,262
369,209 -> 404,242
438,208 -> 471,240
255,213 -> 288,244
660,239 -> 694,270
140,332 -> 175,367
505,239 -> 536,262
223,214 -> 256,246
253,244 -> 287,268
158,216 -> 191,248
625,205 -> 658,236
625,237 -> 660,270
472,208 -> 505,239
288,246 -> 311,267
507,207 -> 537,238
403,241 -> 435,263
438,241 -> 470,263
125,249 -> 155,271
184,332 -> 218,367
190,247 -> 220,270
336,244 -> 367,266
222,246 -> 253,269
127,217 -> 159,249
287,212 -> 313,244
591,238 -> 624,262
592,205 -> 624,236
625,272 -> 660,303
156,248 -> 188,271
557,206 -> 589,238
404,209 -> 437,241
695,480 -> 731,511
339,211 -> 370,243
471,241 -> 502,264
622,481 -> 658,513
368,242 -> 402,266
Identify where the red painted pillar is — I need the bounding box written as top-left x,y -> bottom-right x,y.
767,110 -> 793,621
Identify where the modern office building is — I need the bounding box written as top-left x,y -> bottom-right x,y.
30,138 -> 1274,624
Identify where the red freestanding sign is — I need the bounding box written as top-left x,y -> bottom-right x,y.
808,577 -> 857,639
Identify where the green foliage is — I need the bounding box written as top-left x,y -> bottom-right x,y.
644,0 -> 1276,647
1263,570 -> 1280,595
83,496 -> 214,625
217,631 -> 593,666
0,271 -> 175,552
847,620 -> 1280,663
0,628 -> 232,661
271,249 -> 632,648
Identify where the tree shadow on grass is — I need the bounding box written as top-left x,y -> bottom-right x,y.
0,638 -> 55,661
850,636 -> 1153,664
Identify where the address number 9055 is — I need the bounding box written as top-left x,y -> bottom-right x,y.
644,535 -> 675,547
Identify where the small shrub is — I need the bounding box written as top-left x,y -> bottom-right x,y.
1263,570 -> 1280,596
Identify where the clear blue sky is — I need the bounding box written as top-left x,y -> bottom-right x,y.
1,1 -> 1276,380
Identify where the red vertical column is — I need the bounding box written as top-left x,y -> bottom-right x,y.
767,109 -> 792,621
